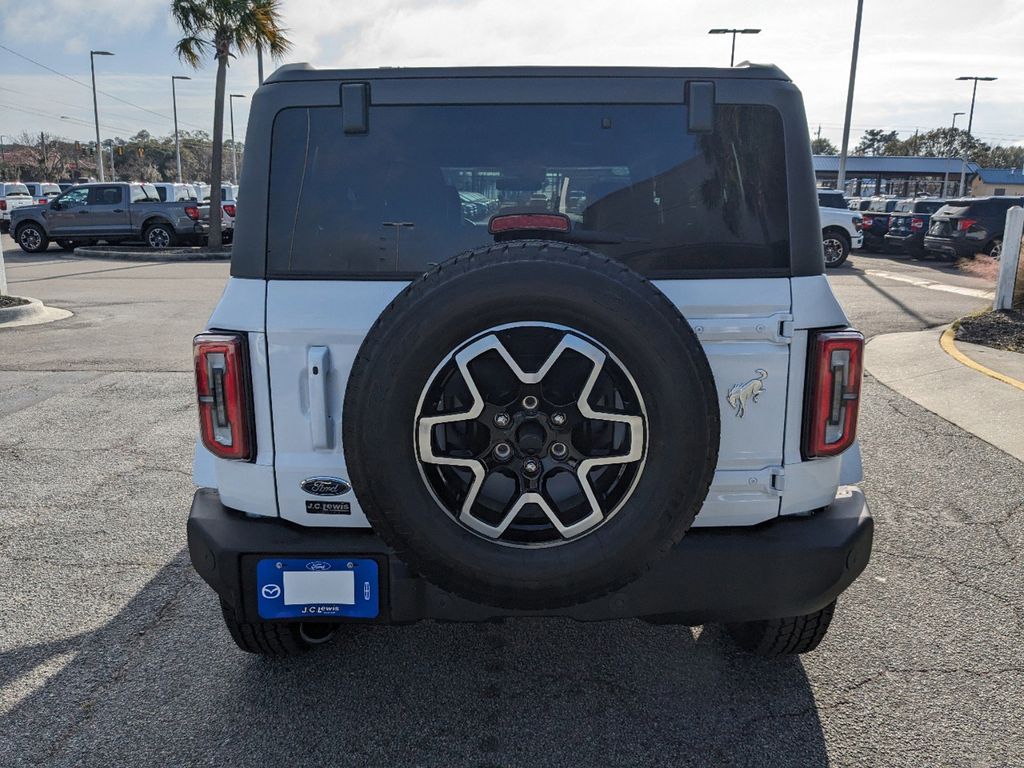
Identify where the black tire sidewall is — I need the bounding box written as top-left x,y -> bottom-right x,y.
344,243 -> 720,609
18,223 -> 48,253
823,230 -> 850,267
145,223 -> 175,248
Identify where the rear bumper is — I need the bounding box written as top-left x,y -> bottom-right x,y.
924,235 -> 978,258
188,486 -> 873,625
884,232 -> 924,252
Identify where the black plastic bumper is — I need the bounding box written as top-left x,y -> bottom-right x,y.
924,235 -> 979,258
188,487 -> 873,625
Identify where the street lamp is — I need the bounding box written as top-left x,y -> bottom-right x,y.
90,50 -> 114,182
836,0 -> 865,193
229,93 -> 246,185
708,28 -> 760,67
956,76 -> 997,196
942,111 -> 965,197
171,75 -> 191,183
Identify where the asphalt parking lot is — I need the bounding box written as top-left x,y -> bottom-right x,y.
1,238 -> 1021,767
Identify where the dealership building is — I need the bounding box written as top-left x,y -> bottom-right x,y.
813,155 -> 978,198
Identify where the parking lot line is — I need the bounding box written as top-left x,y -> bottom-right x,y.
865,270 -> 995,300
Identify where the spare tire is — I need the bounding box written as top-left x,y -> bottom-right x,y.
343,242 -> 719,609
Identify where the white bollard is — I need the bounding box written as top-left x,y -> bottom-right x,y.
994,206 -> 1024,311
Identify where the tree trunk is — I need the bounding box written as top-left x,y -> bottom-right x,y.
209,49 -> 227,248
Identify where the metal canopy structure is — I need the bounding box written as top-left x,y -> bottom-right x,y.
813,155 -> 980,198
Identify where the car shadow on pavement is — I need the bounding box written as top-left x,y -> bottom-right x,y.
0,552 -> 829,768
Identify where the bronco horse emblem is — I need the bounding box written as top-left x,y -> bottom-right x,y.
726,369 -> 767,418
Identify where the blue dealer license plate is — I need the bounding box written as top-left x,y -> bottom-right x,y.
256,558 -> 379,620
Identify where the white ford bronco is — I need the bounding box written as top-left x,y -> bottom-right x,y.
188,64 -> 872,657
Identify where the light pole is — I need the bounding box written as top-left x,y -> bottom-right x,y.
942,111 -> 965,197
90,50 -> 114,182
171,75 -> 191,184
956,76 -> 997,196
708,28 -> 761,67
229,93 -> 246,185
836,0 -> 864,194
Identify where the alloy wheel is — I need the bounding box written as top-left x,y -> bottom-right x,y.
415,323 -> 647,547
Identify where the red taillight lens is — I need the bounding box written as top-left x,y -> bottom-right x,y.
957,218 -> 977,232
38,198 -> 47,204
193,333 -> 254,461
887,215 -> 894,228
862,214 -> 873,227
804,329 -> 864,459
910,217 -> 925,231
0,200 -> 7,211
223,204 -> 236,217
488,213 -> 571,234
185,205 -> 200,220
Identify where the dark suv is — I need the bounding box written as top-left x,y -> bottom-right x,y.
859,198 -> 898,250
924,196 -> 1024,260
884,198 -> 946,256
187,64 -> 871,660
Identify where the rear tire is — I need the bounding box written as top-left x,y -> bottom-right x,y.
725,600 -> 837,657
985,238 -> 1002,260
219,600 -> 336,656
16,222 -> 49,253
822,229 -> 850,268
144,222 -> 177,249
56,239 -> 80,252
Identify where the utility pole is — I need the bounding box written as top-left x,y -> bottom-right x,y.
708,28 -> 761,67
257,44 -> 264,85
172,75 -> 191,183
836,0 -> 864,193
956,76 -> 997,196
108,143 -> 115,182
39,132 -> 47,166
90,50 -> 114,182
942,112 -> 964,197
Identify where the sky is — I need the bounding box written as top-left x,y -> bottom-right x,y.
1,0 -> 1022,153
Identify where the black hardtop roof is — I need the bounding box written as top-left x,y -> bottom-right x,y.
264,62 -> 789,84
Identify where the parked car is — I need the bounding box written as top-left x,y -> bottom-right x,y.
847,197 -> 872,211
22,182 -> 62,205
859,198 -> 899,250
188,64 -> 872,659
0,182 -> 36,232
883,199 -> 947,256
151,182 -> 199,203
818,189 -> 864,267
193,183 -> 237,243
10,182 -> 210,252
924,196 -> 1024,260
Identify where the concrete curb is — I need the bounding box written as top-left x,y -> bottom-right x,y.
941,326 -> 1024,392
866,326 -> 1024,462
0,296 -> 73,328
68,246 -> 230,262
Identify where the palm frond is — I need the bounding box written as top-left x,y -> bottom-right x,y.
175,34 -> 211,69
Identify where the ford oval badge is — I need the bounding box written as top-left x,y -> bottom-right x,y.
300,477 -> 351,497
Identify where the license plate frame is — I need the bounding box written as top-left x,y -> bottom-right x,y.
256,557 -> 380,620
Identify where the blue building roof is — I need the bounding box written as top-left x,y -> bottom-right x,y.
813,155 -> 979,175
975,167 -> 1024,185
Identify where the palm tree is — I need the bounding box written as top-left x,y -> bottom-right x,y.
172,0 -> 290,247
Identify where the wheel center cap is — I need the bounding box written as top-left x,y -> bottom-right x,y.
515,420 -> 547,455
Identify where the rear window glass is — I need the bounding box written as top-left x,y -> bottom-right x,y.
267,103 -> 790,278
868,199 -> 896,213
817,191 -> 847,209
4,184 -> 30,196
913,200 -> 944,214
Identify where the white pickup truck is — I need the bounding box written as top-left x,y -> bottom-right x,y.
1,183 -> 37,232
817,189 -> 863,267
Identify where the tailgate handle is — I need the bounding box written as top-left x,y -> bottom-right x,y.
307,346 -> 332,449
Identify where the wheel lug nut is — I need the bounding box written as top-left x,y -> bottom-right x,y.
522,458 -> 541,476
550,442 -> 568,459
493,412 -> 511,428
521,395 -> 539,411
551,412 -> 566,426
493,442 -> 512,462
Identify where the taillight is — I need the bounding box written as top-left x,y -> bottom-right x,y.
910,217 -> 925,231
852,216 -> 863,232
185,205 -> 201,220
803,329 -> 864,459
193,333 -> 254,461
0,200 -> 6,211
862,214 -> 873,227
887,216 -> 894,228
223,204 -> 236,217
957,218 -> 977,232
38,198 -> 47,204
